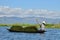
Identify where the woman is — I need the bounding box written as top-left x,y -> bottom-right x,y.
37,21 -> 46,33
40,21 -> 46,31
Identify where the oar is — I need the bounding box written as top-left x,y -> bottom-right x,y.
35,18 -> 41,25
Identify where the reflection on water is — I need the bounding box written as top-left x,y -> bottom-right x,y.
0,27 -> 60,40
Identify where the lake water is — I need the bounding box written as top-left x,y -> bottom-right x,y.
0,26 -> 60,40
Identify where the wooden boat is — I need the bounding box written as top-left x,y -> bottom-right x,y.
7,29 -> 46,33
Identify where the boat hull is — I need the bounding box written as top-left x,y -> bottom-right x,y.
7,29 -> 46,33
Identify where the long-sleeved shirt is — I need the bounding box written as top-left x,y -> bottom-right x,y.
40,23 -> 45,30
37,23 -> 45,30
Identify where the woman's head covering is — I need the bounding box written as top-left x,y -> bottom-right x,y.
42,21 -> 46,24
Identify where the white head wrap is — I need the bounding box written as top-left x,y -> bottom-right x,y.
42,21 -> 46,24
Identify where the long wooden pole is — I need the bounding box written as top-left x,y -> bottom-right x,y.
36,18 -> 40,25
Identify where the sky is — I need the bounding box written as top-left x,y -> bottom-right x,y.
0,0 -> 60,18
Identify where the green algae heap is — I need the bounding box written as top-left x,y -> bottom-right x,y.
10,25 -> 38,32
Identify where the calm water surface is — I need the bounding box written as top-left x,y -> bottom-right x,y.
0,26 -> 60,40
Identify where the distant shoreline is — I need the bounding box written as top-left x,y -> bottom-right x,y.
0,23 -> 60,28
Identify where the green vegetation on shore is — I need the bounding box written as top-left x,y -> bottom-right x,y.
0,23 -> 60,32
0,23 -> 60,28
